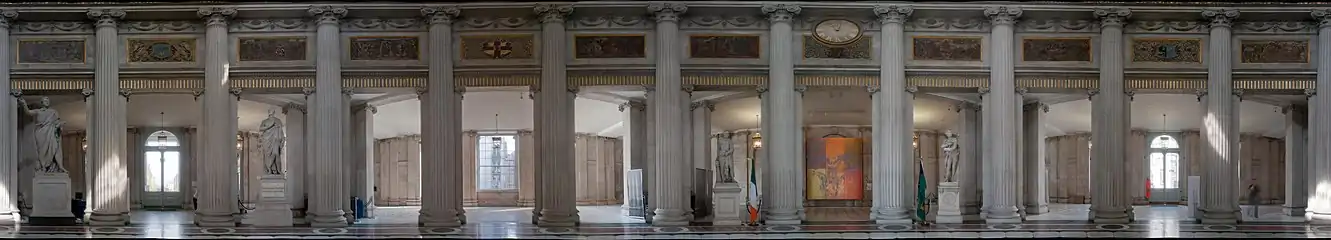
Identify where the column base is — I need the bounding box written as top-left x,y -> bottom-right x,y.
88,212 -> 130,226
1307,211 -> 1331,222
418,210 -> 464,227
537,210 -> 579,227
309,211 -> 348,227
1283,206 -> 1306,217
1024,204 -> 1049,215
765,210 -> 802,225
875,219 -> 912,224
194,212 -> 236,227
985,206 -> 1021,223
1198,209 -> 1240,224
651,208 -> 690,226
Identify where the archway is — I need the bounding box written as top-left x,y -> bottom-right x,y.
143,130 -> 184,209
1146,134 -> 1183,203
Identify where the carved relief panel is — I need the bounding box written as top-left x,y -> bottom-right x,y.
457,34 -> 538,66
688,35 -> 761,59
1131,38 -> 1202,63
348,36 -> 421,61
237,37 -> 308,62
802,36 -> 872,60
1240,40 -> 1309,64
573,35 -> 646,59
16,39 -> 86,64
911,36 -> 982,61
1021,38 -> 1092,62
127,38 -> 196,63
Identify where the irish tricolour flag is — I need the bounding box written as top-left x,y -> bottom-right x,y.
746,157 -> 760,224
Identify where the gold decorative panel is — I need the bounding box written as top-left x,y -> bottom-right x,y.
127,38 -> 196,63
17,40 -> 86,64
349,36 -> 420,61
238,37 -> 308,62
688,35 -> 761,59
912,36 -> 982,61
460,34 -> 536,60
1132,38 -> 1202,63
573,35 -> 647,59
1022,38 -> 1092,62
1241,40 -> 1309,64
803,36 -> 871,59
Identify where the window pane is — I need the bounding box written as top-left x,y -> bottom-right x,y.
146,131 -> 180,147
1149,153 -> 1164,189
1150,135 -> 1179,149
145,151 -> 163,192
477,135 -> 518,190
163,151 -> 181,192
1165,153 -> 1180,189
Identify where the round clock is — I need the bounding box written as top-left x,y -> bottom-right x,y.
812,19 -> 863,45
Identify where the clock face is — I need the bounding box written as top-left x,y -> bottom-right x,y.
813,19 -> 862,45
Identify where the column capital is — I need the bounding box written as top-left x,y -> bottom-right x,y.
81,88 -> 94,99
1312,9 -> 1331,27
308,5 -> 348,25
873,5 -> 913,24
8,89 -> 20,98
641,84 -> 656,92
341,88 -> 354,96
284,103 -> 307,114
1201,8 -> 1239,28
1023,102 -> 1049,113
1125,90 -> 1136,101
761,3 -> 801,23
866,86 -> 881,95
983,6 -> 1022,26
119,89 -> 133,99
647,2 -> 688,22
1015,87 -> 1028,96
534,4 -> 574,23
1194,89 -> 1208,101
191,90 -> 203,100
1232,89 -> 1245,101
0,9 -> 17,29
301,87 -> 315,97
689,101 -> 704,111
682,85 -> 695,93
756,86 -> 769,94
228,87 -> 243,97
795,85 -> 808,96
568,86 -> 580,95
619,101 -> 646,112
1085,88 -> 1099,100
197,7 -> 237,27
360,105 -> 378,114
421,5 -> 461,25
414,87 -> 426,100
1093,8 -> 1131,27
517,129 -> 533,136
1305,88 -> 1317,98
977,86 -> 990,95
86,8 -> 126,27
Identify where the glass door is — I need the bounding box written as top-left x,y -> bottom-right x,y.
144,131 -> 183,209
1147,135 -> 1183,203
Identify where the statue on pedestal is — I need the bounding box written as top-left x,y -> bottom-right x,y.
19,97 -> 66,173
259,108 -> 285,175
939,130 -> 960,183
715,133 -> 735,183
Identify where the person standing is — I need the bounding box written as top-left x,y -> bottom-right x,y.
1247,181 -> 1261,218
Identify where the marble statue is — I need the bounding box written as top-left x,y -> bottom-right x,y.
19,97 -> 67,173
940,130 -> 960,183
259,108 -> 285,175
715,133 -> 735,183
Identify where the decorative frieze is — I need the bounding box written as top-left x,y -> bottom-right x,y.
126,38 -> 197,63
458,16 -> 538,31
1022,38 -> 1093,62
803,36 -> 872,59
16,39 -> 87,64
573,35 -> 647,59
340,18 -> 423,32
569,15 -> 650,29
1126,21 -> 1206,33
348,36 -> 421,61
12,21 -> 92,34
119,21 -> 202,33
229,19 -> 311,33
1131,38 -> 1203,63
1018,19 -> 1097,33
911,36 -> 982,61
906,18 -> 988,33
1240,40 -> 1310,63
681,15 -> 766,30
688,35 -> 761,59
459,34 -> 536,60
1234,21 -> 1316,34
237,37 -> 308,62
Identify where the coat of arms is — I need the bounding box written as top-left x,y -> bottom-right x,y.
482,39 -> 514,59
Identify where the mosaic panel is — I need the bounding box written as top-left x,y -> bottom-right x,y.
1132,38 -> 1202,63
1022,38 -> 1092,62
574,35 -> 646,59
17,39 -> 86,64
460,35 -> 536,60
912,36 -> 982,61
803,36 -> 871,59
238,37 -> 308,62
689,35 -> 761,59
349,36 -> 420,61
1241,40 -> 1309,63
127,38 -> 196,63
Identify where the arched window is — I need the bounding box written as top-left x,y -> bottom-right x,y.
144,130 -> 182,208
1147,134 -> 1181,201
1149,135 -> 1180,149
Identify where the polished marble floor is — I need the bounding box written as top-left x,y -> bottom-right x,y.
1,204 -> 1325,238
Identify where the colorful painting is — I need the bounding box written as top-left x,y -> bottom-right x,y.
128,38 -> 196,63
238,37 -> 307,62
349,36 -> 420,61
17,39 -> 86,64
912,36 -> 982,61
574,35 -> 646,59
1132,38 -> 1202,63
803,36 -> 871,59
1241,40 -> 1309,63
689,35 -> 761,59
1022,38 -> 1092,62
806,137 -> 864,200
460,34 -> 536,60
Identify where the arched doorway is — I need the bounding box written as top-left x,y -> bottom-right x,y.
144,130 -> 183,209
1147,134 -> 1182,203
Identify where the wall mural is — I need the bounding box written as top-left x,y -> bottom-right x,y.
460,34 -> 536,60
128,38 -> 196,63
349,36 -> 420,61
911,36 -> 982,61
1022,38 -> 1092,62
237,37 -> 307,62
1132,38 -> 1202,63
1241,40 -> 1309,64
806,137 -> 864,200
803,36 -> 871,60
688,35 -> 760,59
573,35 -> 646,59
17,39 -> 86,64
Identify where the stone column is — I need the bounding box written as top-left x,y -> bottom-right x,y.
86,8 -> 130,226
529,89 -> 543,224
691,101 -> 714,222
1022,103 -> 1050,214
979,88 -> 992,218
197,7 -> 238,227
1088,8 -> 1132,223
340,92 -> 354,224
1309,9 -> 1331,222
647,2 -> 690,226
1199,8 -> 1241,224
534,4 -> 578,227
282,104 -> 307,222
0,9 -> 16,221
301,88 -> 316,223
418,5 -> 464,227
351,105 -> 376,218
870,5 -> 913,224
757,86 -> 771,222
760,3 -> 802,225
982,6 -> 1022,223
1284,105 -> 1307,216
621,101 -> 647,216
958,103 -> 982,217
307,5 -> 349,227
642,88 -> 657,223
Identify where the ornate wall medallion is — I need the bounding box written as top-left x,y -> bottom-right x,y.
1132,38 -> 1201,63
1022,38 -> 1092,62
238,37 -> 308,62
912,36 -> 982,61
128,38 -> 196,63
1240,40 -> 1309,63
349,36 -> 420,61
803,36 -> 871,59
17,39 -> 86,64
460,34 -> 535,60
573,35 -> 646,59
688,35 -> 761,59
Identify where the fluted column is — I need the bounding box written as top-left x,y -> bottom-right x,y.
534,4 -> 579,227
1199,8 -> 1241,224
642,87 -> 657,223
528,89 -> 543,224
982,6 -> 1021,223
958,103 -> 982,216
307,5 -> 349,227
691,101 -> 714,221
1284,105 -> 1308,216
1089,8 -> 1132,223
197,7 -> 238,227
1022,103 -> 1050,214
1309,9 -> 1331,222
301,88 -> 316,223
86,8 -> 130,226
870,5 -> 913,224
759,3 -> 802,225
0,9 -> 16,221
340,91 -> 354,223
351,105 -> 375,218
418,5 -> 464,227
282,104 -> 307,221
621,101 -> 647,216
647,2 -> 689,226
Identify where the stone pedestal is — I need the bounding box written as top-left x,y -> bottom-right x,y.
249,175 -> 293,227
712,182 -> 744,225
937,182 -> 963,223
31,173 -> 75,225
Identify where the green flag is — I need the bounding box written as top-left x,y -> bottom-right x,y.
916,160 -> 928,222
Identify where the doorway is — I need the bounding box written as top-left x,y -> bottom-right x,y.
1147,134 -> 1183,203
143,130 -> 183,209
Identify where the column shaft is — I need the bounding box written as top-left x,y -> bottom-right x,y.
648,2 -> 690,226
983,6 -> 1022,223
198,8 -> 238,227
535,4 -> 578,227
283,105 -> 307,221
1310,9 -> 1331,222
1092,8 -> 1132,223
308,6 -> 348,227
351,106 -> 375,217
1200,9 -> 1240,224
0,10 -> 15,220
622,102 -> 647,216
1022,103 -> 1049,214
871,5 -> 913,224
1284,106 -> 1307,216
761,3 -> 801,225
419,6 -> 464,227
959,104 -> 982,216
691,102 -> 713,221
88,9 -> 130,226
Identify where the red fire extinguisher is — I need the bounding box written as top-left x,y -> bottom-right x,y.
1145,179 -> 1151,200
